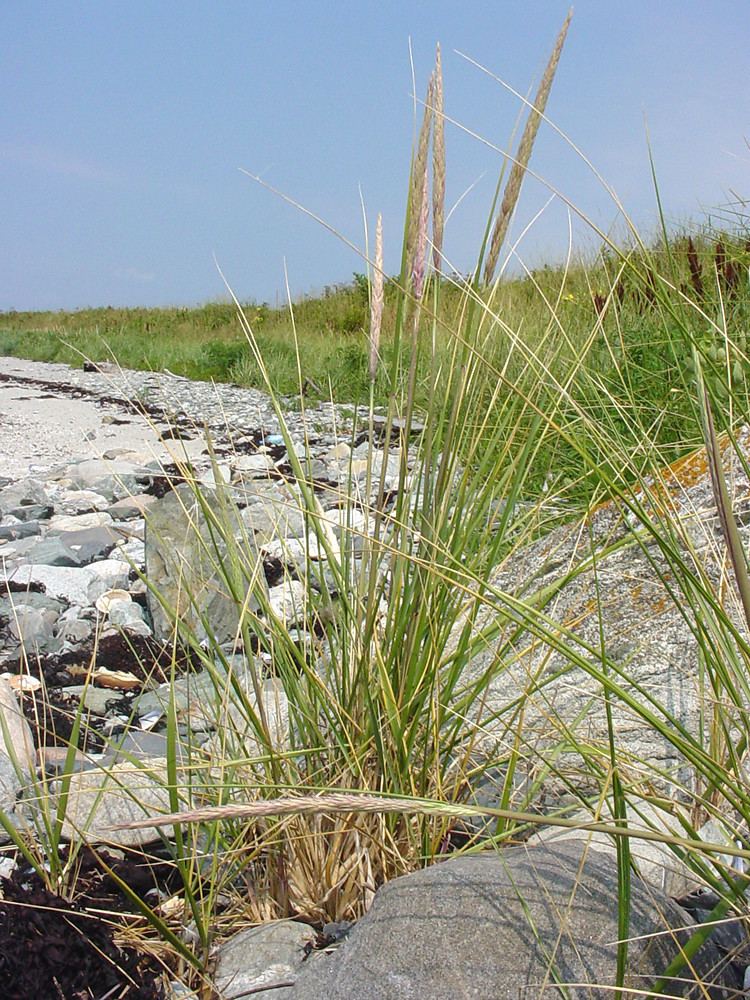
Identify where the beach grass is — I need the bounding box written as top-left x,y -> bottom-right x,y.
4,13 -> 750,995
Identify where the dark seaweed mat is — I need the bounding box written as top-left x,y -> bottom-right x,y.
0,849 -> 168,999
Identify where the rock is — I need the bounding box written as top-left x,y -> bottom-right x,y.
51,459 -> 149,500
2,502 -> 53,522
263,535 -> 327,567
86,559 -> 130,601
116,537 -> 146,565
232,454 -> 275,477
107,494 -> 156,520
527,798 -> 702,897
101,730 -> 189,765
0,591 -> 63,617
238,483 -> 307,545
22,536 -> 86,567
6,557 -> 128,608
0,521 -> 42,541
6,604 -> 58,652
213,920 -> 314,999
458,432 -> 750,779
53,526 -> 121,563
144,483 -> 268,644
0,753 -> 23,842
289,841 -> 738,999
0,677 -> 35,773
0,478 -> 51,518
55,489 -> 110,514
8,564 -> 98,606
64,684 -> 127,716
52,615 -> 93,650
325,443 -> 351,462
268,580 -> 307,625
57,760 -> 174,846
106,598 -> 148,630
47,511 -> 114,534
37,745 -> 102,776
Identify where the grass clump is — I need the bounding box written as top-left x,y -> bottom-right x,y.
6,12 -> 750,996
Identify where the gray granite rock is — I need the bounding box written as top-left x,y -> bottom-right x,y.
57,760 -> 174,846
3,502 -> 53,522
6,603 -> 58,651
0,520 -> 42,541
0,478 -> 51,517
0,591 -> 64,617
213,920 -> 314,999
289,841 -> 738,999
51,459 -> 150,500
86,559 -> 131,601
53,525 -> 121,563
144,483 -> 268,644
0,753 -> 23,843
457,428 -> 750,780
23,536 -> 85,567
107,494 -> 156,520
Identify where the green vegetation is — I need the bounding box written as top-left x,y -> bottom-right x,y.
5,13 -> 750,994
3,234 -> 750,512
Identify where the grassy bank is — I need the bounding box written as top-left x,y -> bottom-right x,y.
3,234 -> 750,511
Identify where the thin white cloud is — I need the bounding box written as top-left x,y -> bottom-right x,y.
0,142 -> 118,182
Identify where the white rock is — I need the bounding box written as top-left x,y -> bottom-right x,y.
8,564 -> 96,606
326,442 -> 351,462
47,511 -> 114,533
55,490 -> 110,515
268,580 -> 307,625
0,676 -> 35,773
86,559 -> 131,601
232,454 -> 275,476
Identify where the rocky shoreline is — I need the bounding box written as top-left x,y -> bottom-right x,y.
1,358 -> 749,998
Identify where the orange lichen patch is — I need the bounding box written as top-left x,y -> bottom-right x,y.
590,431 -> 745,518
660,444 -> 713,490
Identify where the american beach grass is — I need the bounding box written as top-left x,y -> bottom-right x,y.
4,11 -> 750,996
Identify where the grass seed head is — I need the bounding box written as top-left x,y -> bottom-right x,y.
412,162 -> 430,303
432,43 -> 445,274
369,212 -> 384,382
406,72 -> 434,279
484,9 -> 572,285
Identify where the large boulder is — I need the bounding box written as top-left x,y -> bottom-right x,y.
288,841 -> 739,999
144,483 -> 268,644
460,429 -> 750,780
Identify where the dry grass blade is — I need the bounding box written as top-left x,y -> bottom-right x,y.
369,212 -> 383,381
484,8 -> 573,284
432,43 -> 445,273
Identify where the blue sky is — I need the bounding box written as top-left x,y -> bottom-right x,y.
2,1 -> 749,311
